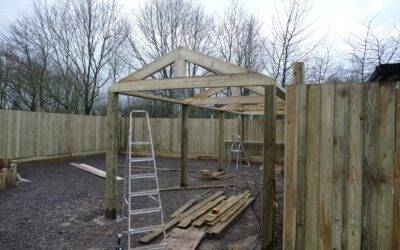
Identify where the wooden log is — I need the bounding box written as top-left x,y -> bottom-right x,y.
70,163 -> 123,180
261,84 -> 276,250
180,105 -> 189,187
105,91 -> 119,219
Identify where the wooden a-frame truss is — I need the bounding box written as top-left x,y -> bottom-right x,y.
109,47 -> 285,115
106,47 -> 279,248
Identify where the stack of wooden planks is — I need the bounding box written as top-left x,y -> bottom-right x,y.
0,159 -> 17,191
139,190 -> 254,245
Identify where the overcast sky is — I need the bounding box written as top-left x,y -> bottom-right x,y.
1,0 -> 399,52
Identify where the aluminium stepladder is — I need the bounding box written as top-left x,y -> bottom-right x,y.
125,110 -> 166,250
224,134 -> 257,194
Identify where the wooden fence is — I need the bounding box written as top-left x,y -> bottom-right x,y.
0,109 -> 284,161
284,82 -> 400,249
119,116 -> 285,160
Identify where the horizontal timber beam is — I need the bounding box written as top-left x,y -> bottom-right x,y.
187,96 -> 264,105
110,73 -> 273,92
192,87 -> 228,99
120,91 -> 241,115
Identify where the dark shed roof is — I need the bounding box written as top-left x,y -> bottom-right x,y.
368,63 -> 400,82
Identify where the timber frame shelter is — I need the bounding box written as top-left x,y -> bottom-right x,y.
105,47 -> 283,249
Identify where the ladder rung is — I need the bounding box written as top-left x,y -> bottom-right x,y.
130,189 -> 159,197
130,157 -> 154,163
132,242 -> 167,250
130,206 -> 162,215
129,173 -> 157,179
130,141 -> 151,146
129,224 -> 164,234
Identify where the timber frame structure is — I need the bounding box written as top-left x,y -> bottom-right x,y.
105,47 -> 281,249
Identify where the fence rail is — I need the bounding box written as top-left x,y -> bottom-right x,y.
0,109 -> 284,161
284,82 -> 400,249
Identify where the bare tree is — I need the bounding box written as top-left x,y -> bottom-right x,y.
126,0 -> 215,116
263,0 -> 323,87
2,11 -> 51,111
306,45 -> 335,84
215,0 -> 263,71
347,16 -> 400,82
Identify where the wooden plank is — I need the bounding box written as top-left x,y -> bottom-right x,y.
394,83 -> 400,249
175,57 -> 186,77
188,96 -> 264,105
120,49 -> 178,81
346,84 -> 364,249
179,47 -> 250,75
111,72 -> 273,92
69,163 -> 123,180
362,83 -> 379,249
191,87 -> 227,98
139,217 -> 180,244
304,84 -> 321,250
318,84 -> 334,249
171,198 -> 198,218
283,84 -> 297,250
177,196 -> 225,228
294,84 -> 307,250
376,83 -> 395,249
261,84 -> 276,249
332,84 -> 349,249
105,91 -> 119,219
180,105 -> 189,187
164,228 -> 205,250
208,197 -> 255,237
139,191 -> 223,244
292,62 -> 305,85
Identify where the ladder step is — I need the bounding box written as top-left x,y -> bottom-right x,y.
130,141 -> 151,146
130,189 -> 159,197
129,173 -> 157,179
132,242 -> 167,250
130,157 -> 155,163
130,206 -> 162,215
129,224 -> 164,234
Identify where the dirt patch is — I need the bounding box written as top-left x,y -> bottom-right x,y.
0,154 -> 283,249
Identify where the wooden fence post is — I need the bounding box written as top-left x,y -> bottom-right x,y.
180,105 -> 189,187
105,91 -> 119,219
218,111 -> 225,171
261,84 -> 276,249
293,62 -> 305,85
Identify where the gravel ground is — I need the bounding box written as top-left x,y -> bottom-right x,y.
0,154 -> 283,249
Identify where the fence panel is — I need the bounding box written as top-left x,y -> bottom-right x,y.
284,82 -> 400,249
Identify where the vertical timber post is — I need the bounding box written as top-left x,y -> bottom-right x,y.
180,105 -> 189,187
105,91 -> 119,219
293,62 -> 305,85
240,114 -> 245,141
218,111 -> 225,171
176,55 -> 188,187
262,84 -> 276,249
